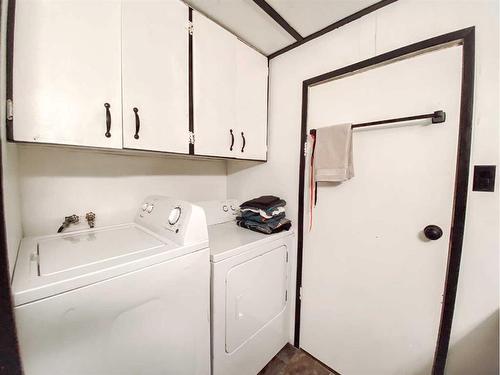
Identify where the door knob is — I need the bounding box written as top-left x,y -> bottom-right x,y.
423,225 -> 443,240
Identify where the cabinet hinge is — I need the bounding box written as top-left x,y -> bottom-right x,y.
285,290 -> 288,302
189,131 -> 195,145
187,21 -> 194,35
299,286 -> 303,300
6,99 -> 13,121
303,141 -> 308,157
286,251 -> 288,263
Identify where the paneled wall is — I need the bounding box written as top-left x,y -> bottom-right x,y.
227,0 -> 499,373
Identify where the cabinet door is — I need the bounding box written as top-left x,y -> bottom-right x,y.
235,41 -> 268,160
122,0 -> 189,153
193,11 -> 236,158
193,11 -> 268,160
12,0 -> 122,149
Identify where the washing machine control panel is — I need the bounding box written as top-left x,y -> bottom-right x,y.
136,196 -> 208,245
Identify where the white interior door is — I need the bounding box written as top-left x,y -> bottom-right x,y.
122,0 -> 189,153
235,40 -> 268,161
193,11 -> 236,158
12,0 -> 122,149
301,46 -> 463,375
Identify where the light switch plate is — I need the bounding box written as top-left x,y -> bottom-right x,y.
472,165 -> 496,192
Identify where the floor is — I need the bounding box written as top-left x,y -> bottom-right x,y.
258,344 -> 337,375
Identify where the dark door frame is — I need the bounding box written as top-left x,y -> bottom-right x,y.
295,27 -> 475,375
267,0 -> 398,59
0,0 -> 24,370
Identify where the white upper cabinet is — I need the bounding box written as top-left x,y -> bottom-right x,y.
235,40 -> 268,160
10,2 -> 267,160
12,0 -> 123,149
192,11 -> 237,159
193,11 -> 268,160
122,0 -> 189,154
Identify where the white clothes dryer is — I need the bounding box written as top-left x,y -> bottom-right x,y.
197,200 -> 295,375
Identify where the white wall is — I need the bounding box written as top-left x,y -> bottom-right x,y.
1,0 -> 23,277
227,0 -> 499,373
18,145 -> 227,236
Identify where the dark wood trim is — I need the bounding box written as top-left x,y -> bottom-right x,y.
0,0 -> 24,371
188,7 -> 194,155
304,28 -> 472,86
295,27 -> 475,375
6,0 -> 15,140
253,0 -> 303,42
432,28 -> 475,375
294,81 -> 308,347
265,58 -> 270,160
268,0 -> 398,60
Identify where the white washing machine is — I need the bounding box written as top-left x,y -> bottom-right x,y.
12,196 -> 211,375
197,200 -> 295,375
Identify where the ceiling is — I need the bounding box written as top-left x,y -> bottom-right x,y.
183,0 -> 385,56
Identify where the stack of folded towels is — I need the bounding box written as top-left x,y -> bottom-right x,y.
236,195 -> 291,235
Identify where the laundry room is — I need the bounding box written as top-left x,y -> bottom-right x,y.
0,1 -> 498,375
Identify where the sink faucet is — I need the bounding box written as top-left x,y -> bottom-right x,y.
57,214 -> 79,233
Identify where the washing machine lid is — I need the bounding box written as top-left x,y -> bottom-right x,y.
38,226 -> 164,276
12,223 -> 209,306
208,222 -> 293,262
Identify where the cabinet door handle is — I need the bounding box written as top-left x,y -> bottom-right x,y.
133,107 -> 140,139
104,103 -> 111,138
230,129 -> 234,151
241,132 -> 246,153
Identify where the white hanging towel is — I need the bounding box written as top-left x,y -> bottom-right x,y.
313,123 -> 354,182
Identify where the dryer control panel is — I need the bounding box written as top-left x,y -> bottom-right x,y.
195,199 -> 239,225
136,196 -> 208,245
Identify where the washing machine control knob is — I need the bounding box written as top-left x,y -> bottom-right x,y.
168,207 -> 182,225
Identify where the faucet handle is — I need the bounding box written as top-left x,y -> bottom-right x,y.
85,212 -> 96,228
57,214 -> 79,233
65,214 -> 80,224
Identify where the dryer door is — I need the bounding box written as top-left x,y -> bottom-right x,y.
225,245 -> 287,353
